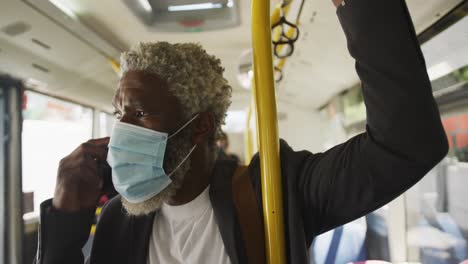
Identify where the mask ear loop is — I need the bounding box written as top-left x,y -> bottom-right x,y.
166,114 -> 199,176
168,114 -> 200,140
167,144 -> 197,177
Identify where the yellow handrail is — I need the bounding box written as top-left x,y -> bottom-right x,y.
270,3 -> 291,26
274,25 -> 298,71
251,0 -> 286,263
272,1 -> 303,73
245,1 -> 297,163
109,59 -> 121,75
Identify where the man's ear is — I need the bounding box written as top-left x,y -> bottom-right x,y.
192,112 -> 216,145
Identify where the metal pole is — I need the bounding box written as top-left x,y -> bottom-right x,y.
92,109 -> 101,139
0,87 -> 5,264
251,0 -> 286,263
4,78 -> 24,264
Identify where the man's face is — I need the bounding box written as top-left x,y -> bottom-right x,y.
112,70 -> 194,215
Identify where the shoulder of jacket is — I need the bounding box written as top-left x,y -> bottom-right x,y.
98,195 -> 127,222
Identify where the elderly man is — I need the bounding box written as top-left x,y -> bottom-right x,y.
35,0 -> 448,263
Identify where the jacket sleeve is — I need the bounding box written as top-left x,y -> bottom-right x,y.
33,199 -> 95,264
295,0 -> 448,237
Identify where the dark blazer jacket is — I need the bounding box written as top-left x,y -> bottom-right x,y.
35,0 -> 449,263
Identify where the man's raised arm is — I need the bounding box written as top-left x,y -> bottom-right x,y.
295,0 -> 448,237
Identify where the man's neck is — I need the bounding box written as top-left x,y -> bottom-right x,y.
166,158 -> 215,206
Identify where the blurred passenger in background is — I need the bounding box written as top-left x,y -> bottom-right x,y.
216,132 -> 240,163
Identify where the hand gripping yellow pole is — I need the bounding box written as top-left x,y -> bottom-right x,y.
251,0 -> 286,263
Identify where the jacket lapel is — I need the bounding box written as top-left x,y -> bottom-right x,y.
130,212 -> 155,264
209,160 -> 246,264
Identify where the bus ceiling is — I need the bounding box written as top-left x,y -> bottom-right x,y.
0,0 -> 465,111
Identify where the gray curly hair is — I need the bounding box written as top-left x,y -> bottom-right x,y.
120,42 -> 232,141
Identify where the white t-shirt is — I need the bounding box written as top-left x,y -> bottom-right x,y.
148,186 -> 232,264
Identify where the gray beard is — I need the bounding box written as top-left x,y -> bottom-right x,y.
121,127 -> 193,216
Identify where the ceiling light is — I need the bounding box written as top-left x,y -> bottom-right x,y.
122,0 -> 240,32
168,3 -> 223,12
48,0 -> 77,19
137,0 -> 152,12
25,78 -> 48,90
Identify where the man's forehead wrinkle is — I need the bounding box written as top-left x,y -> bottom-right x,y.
112,89 -> 135,111
114,89 -> 152,111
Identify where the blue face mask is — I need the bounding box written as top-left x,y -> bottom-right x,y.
107,115 -> 198,203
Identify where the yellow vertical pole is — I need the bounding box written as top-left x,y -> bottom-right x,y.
251,0 -> 286,263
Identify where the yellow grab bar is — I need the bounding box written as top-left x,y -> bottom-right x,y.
245,2 -> 293,163
109,59 -> 121,75
271,3 -> 291,45
275,25 -> 298,71
251,0 -> 286,263
273,0 -> 304,73
270,3 -> 291,26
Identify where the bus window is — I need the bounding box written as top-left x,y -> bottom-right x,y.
98,112 -> 115,138
311,207 -> 391,264
405,159 -> 468,263
22,90 -> 93,215
405,11 -> 468,263
406,110 -> 468,263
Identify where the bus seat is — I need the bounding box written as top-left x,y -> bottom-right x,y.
365,212 -> 390,261
311,218 -> 367,264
